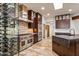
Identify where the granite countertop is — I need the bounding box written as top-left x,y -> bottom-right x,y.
53,34 -> 79,47
53,34 -> 79,40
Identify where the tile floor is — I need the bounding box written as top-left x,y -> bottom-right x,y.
17,38 -> 58,56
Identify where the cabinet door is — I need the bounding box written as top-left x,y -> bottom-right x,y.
28,10 -> 36,28
55,14 -> 70,29
33,34 -> 38,43
56,20 -> 70,29
28,23 -> 33,28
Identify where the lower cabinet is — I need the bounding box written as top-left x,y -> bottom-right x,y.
52,36 -> 76,56
53,41 -> 75,56
19,34 -> 33,51
33,34 -> 38,44
76,40 -> 79,56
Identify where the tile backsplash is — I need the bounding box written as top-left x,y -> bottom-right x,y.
19,21 -> 33,34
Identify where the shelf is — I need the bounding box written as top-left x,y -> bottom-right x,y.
18,33 -> 37,36
19,17 -> 33,23
20,11 -> 27,14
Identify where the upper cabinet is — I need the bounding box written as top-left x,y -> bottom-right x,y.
55,14 -> 70,29
36,13 -> 42,22
28,10 -> 36,20
28,10 -> 36,28
72,15 -> 79,20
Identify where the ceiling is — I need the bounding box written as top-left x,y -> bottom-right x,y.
24,3 -> 79,19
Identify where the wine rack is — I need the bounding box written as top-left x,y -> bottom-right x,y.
0,3 -> 19,56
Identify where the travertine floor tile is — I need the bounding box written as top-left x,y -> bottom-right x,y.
18,38 -> 58,56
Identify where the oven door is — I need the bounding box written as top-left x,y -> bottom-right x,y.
27,38 -> 33,47
20,35 -> 27,51
26,35 -> 33,48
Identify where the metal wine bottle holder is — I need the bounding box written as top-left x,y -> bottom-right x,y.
0,3 -> 19,56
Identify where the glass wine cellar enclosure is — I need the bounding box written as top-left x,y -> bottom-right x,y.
0,3 -> 42,56
0,3 -> 19,56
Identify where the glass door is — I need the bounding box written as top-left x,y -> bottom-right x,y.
0,3 -> 19,56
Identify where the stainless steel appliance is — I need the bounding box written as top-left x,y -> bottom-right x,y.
26,34 -> 33,48
19,34 -> 33,51
19,35 -> 27,51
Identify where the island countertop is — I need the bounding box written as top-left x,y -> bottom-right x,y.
54,34 -> 79,40
52,34 -> 79,48
52,34 -> 79,56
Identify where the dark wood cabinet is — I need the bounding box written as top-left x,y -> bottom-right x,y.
33,13 -> 38,43
55,14 -> 70,29
53,41 -> 75,55
36,13 -> 42,41
33,19 -> 38,43
28,23 -> 32,28
52,35 -> 79,56
72,15 -> 79,20
28,10 -> 36,28
33,34 -> 38,43
28,10 -> 42,44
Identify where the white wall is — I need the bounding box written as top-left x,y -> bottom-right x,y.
70,13 -> 79,34
42,17 -> 46,38
71,19 -> 79,34
43,18 -> 55,37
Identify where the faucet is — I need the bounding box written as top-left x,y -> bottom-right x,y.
69,28 -> 75,36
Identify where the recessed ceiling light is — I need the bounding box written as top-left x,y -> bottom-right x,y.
41,6 -> 45,10
47,13 -> 50,16
69,9 -> 72,12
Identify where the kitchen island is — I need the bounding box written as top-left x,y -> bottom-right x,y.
52,35 -> 79,56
